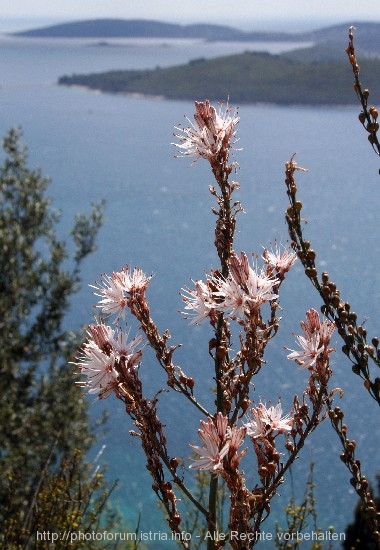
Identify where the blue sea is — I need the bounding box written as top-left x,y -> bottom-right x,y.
1,29 -> 379,547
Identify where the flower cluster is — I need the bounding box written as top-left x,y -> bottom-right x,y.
74,265 -> 152,398
181,251 -> 284,324
287,308 -> 335,370
189,413 -> 247,472
75,323 -> 143,399
91,265 -> 151,321
173,99 -> 239,164
190,403 -> 293,474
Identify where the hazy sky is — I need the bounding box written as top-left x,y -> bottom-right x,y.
2,0 -> 380,32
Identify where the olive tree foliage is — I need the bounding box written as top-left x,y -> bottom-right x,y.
0,127 -> 112,547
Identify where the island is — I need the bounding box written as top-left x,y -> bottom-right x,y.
58,49 -> 380,106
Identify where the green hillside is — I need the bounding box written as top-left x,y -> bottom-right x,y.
58,50 -> 380,105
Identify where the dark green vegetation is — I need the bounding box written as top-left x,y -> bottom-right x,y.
0,129 -> 127,548
58,49 -> 380,105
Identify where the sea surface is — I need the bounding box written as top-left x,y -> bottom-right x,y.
1,30 -> 380,547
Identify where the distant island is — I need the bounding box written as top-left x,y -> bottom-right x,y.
15,18 -> 380,106
13,18 -> 296,42
12,18 -> 380,54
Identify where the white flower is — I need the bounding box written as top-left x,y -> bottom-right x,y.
212,275 -> 245,318
113,266 -> 151,293
108,328 -> 144,367
245,401 -> 293,439
173,100 -> 239,163
264,402 -> 293,433
75,338 -> 118,399
287,331 -> 323,369
75,324 -> 144,398
244,405 -> 269,439
91,266 -> 151,322
91,273 -> 127,320
180,279 -> 218,325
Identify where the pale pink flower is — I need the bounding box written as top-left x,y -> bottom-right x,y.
264,402 -> 294,433
228,425 -> 248,468
212,275 -> 245,318
213,252 -> 278,318
300,308 -> 322,340
287,309 -> 335,369
75,324 -> 143,398
173,100 -> 239,163
318,320 -> 336,346
108,328 -> 144,367
91,266 -> 151,321
262,243 -> 297,276
245,401 -> 293,439
88,323 -> 115,352
287,331 -> 323,369
75,338 -> 118,399
91,273 -> 127,320
113,266 -> 151,293
244,406 -> 268,440
180,279 -> 218,325
189,413 -> 230,472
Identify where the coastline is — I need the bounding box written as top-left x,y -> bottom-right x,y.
57,82 -> 359,108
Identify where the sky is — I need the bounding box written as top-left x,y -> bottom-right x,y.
1,0 -> 380,33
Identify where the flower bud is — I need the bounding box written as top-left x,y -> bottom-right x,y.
285,441 -> 294,452
217,345 -> 227,359
259,466 -> 269,479
321,271 -> 329,283
170,514 -> 181,527
170,457 -> 180,470
307,249 -> 316,261
328,409 -> 335,420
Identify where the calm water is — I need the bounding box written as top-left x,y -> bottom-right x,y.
1,32 -> 379,546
